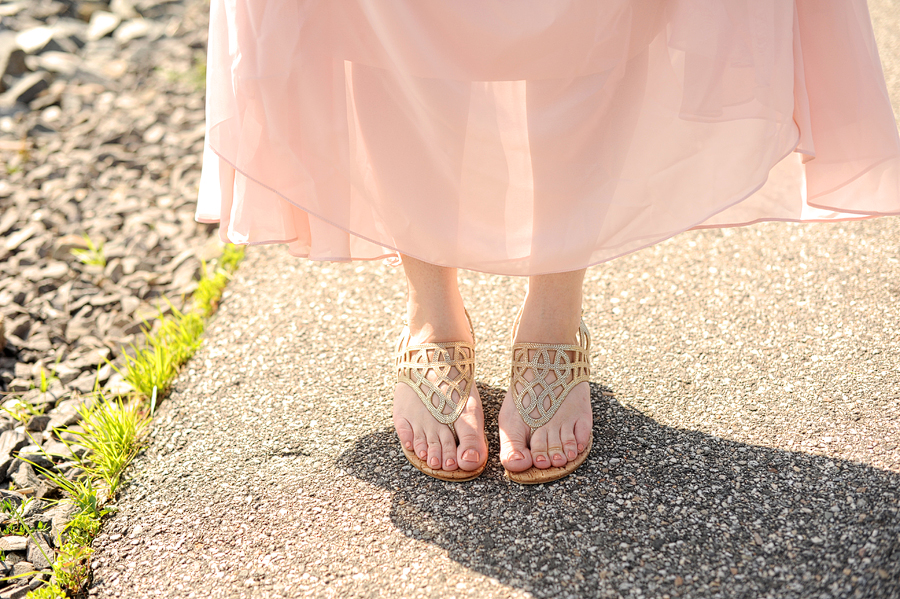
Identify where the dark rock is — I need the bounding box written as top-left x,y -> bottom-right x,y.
24,415 -> 49,433
0,71 -> 52,107
0,32 -> 27,85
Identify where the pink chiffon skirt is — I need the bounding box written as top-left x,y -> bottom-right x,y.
195,0 -> 900,276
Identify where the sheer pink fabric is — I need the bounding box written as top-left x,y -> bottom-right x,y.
196,0 -> 900,275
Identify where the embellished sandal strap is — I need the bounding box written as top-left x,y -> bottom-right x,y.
510,318 -> 591,432
395,311 -> 476,439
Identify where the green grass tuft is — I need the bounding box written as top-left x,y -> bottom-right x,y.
118,305 -> 204,399
193,244 -> 245,317
70,234 -> 106,267
63,396 -> 151,497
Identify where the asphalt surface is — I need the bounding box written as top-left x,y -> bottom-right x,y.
90,5 -> 900,599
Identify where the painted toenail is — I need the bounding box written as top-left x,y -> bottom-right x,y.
405,442 -> 412,449
419,451 -> 427,459
567,450 -> 576,460
445,458 -> 455,467
553,454 -> 563,461
429,458 -> 439,467
462,449 -> 480,462
577,444 -> 584,452
536,455 -> 547,464
509,451 -> 524,461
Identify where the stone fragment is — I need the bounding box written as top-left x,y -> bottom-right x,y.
28,573 -> 48,591
0,208 -> 18,236
0,32 -> 27,87
19,334 -> 51,352
0,71 -> 51,108
0,430 -> 27,460
6,379 -> 31,393
46,399 -> 84,429
0,2 -> 25,17
49,362 -> 80,384
41,441 -> 74,460
45,500 -> 75,547
110,0 -> 140,18
0,536 -> 27,552
86,11 -> 122,41
11,561 -> 32,578
14,27 -> 54,54
24,415 -> 49,432
27,51 -> 80,76
10,462 -> 50,499
114,19 -> 155,43
0,580 -> 28,599
26,539 -> 53,569
3,224 -> 39,251
52,234 -> 90,260
14,449 -> 54,472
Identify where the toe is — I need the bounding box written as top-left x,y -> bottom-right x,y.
438,427 -> 457,471
499,434 -> 532,473
394,417 -> 415,452
426,434 -> 443,470
498,398 -> 532,473
560,424 -> 579,461
454,402 -> 486,472
530,427 -> 551,469
413,431 -> 429,462
456,430 -> 484,471
574,414 -> 592,453
547,428 -> 567,468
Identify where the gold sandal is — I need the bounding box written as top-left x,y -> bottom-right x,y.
505,311 -> 592,484
394,314 -> 487,482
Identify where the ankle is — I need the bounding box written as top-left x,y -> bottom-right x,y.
514,300 -> 581,345
406,294 -> 472,344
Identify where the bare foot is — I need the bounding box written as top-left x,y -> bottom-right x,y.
393,324 -> 487,473
498,311 -> 592,473
499,377 -> 591,472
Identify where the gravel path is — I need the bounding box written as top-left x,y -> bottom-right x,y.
90,5 -> 900,599
1,0 -> 217,591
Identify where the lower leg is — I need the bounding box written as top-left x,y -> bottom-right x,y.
401,255 -> 472,344
393,255 -> 486,471
514,269 -> 586,344
499,268 -> 593,472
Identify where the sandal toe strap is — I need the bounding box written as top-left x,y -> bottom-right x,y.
396,338 -> 475,435
510,320 -> 591,431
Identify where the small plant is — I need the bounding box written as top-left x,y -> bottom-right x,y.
65,396 -> 151,496
194,245 -> 244,317
1,396 -> 42,424
70,235 -> 106,267
118,304 -> 204,398
156,56 -> 207,93
27,582 -> 67,599
50,542 -> 93,593
64,511 -> 102,547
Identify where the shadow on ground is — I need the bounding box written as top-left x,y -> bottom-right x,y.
338,384 -> 899,599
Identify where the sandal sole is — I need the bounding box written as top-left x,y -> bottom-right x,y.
402,446 -> 487,482
504,434 -> 592,485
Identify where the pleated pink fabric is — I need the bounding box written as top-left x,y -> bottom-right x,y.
196,0 -> 900,275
